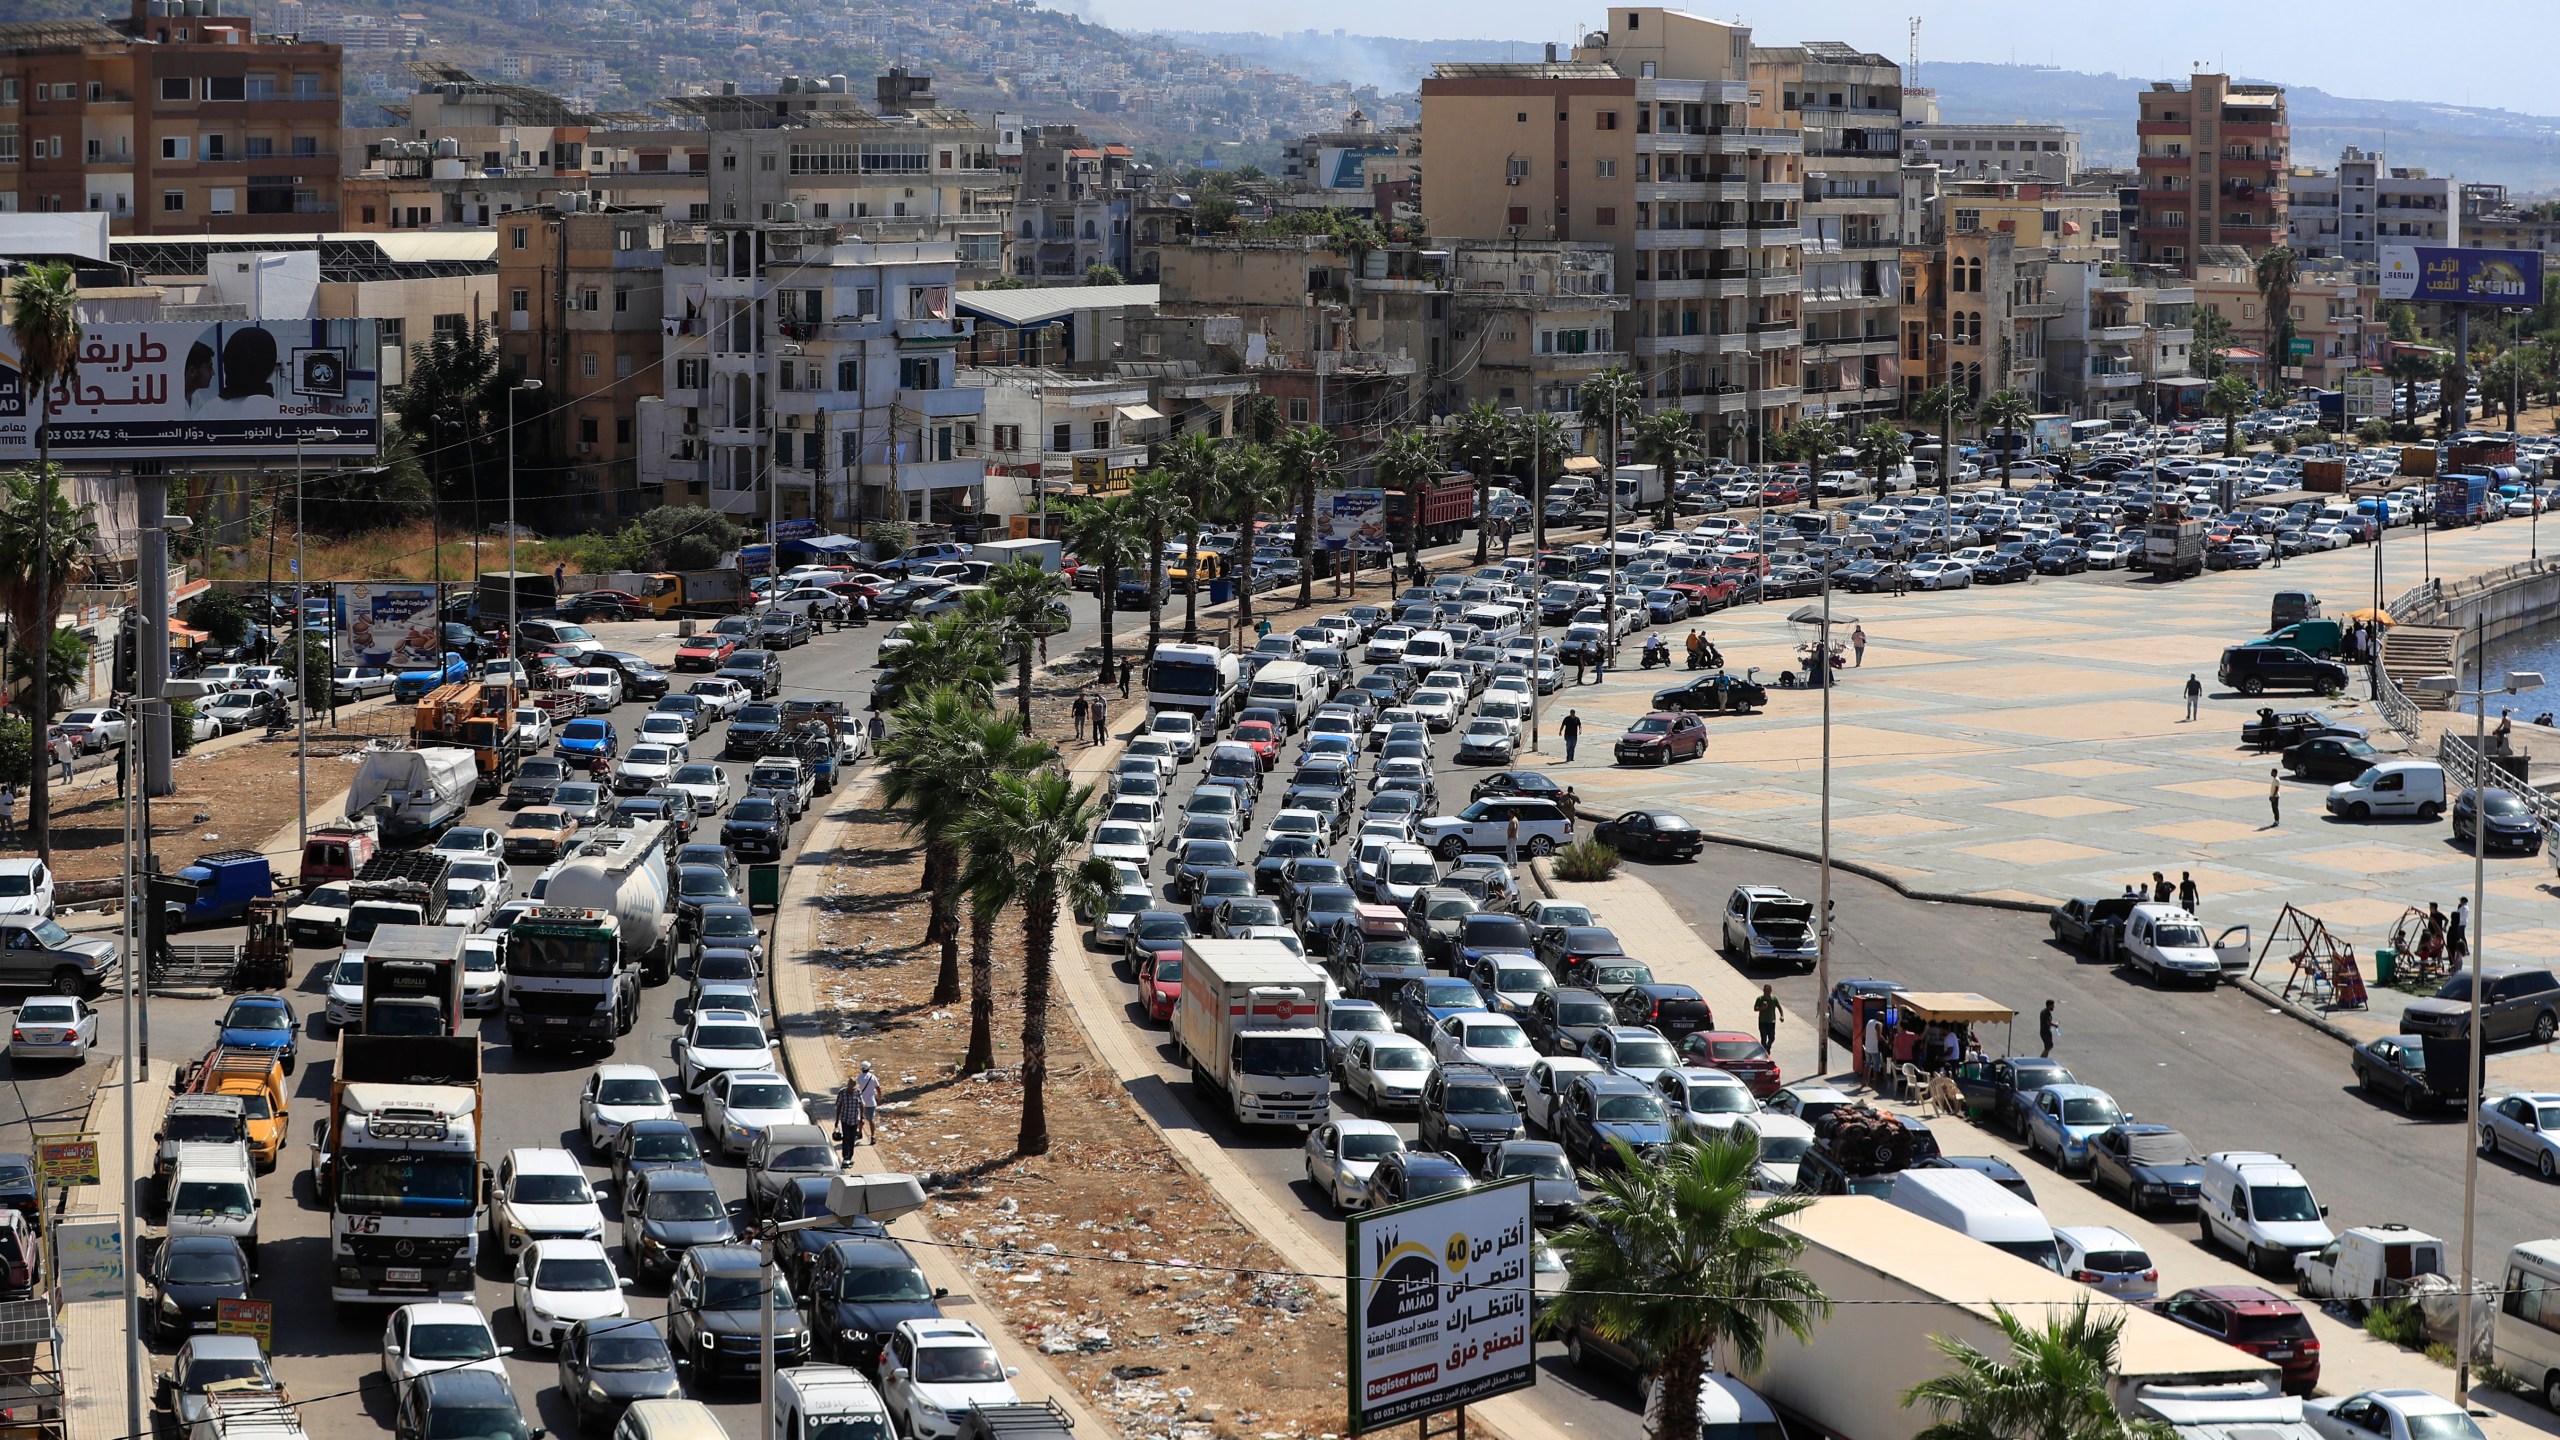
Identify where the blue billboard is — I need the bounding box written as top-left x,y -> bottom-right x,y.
2380,246 -> 2544,308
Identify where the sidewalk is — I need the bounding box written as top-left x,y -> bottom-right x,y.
59,1055 -> 176,1440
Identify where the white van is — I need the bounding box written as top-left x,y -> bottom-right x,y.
1886,1167 -> 2061,1272
1644,1373 -> 1783,1440
2197,1151 -> 2333,1274
1400,630 -> 1457,669
165,1139 -> 261,1263
2491,1239 -> 2560,1412
1244,660 -> 1326,732
2118,903 -> 2252,987
1461,605 -> 1526,645
2324,758 -> 2447,822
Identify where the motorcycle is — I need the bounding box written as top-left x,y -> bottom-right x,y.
1640,640 -> 1671,670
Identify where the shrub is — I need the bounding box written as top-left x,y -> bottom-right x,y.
186,589 -> 254,648
2363,1300 -> 2425,1349
2271,432 -> 2297,455
168,699 -> 200,758
1551,839 -> 1620,883
2357,418 -> 2394,444
869,521 -> 913,562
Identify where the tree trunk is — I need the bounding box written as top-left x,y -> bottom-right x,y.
1181,517 -> 1202,642
926,842 -> 962,1004
1659,1343 -> 1709,1440
1096,557 -> 1119,688
1016,646 -> 1034,733
1233,545 -> 1256,649
1145,522 -> 1166,662
963,903 -> 997,1075
1473,470 -> 1491,564
1296,478 -> 1316,607
2000,425 -> 2015,490
29,438 -> 52,858
1015,887 -> 1058,1155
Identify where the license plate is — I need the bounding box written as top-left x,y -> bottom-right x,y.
2265,1348 -> 2292,1360
544,1017 -> 571,1026
387,1266 -> 423,1284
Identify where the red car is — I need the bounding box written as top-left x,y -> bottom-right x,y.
1666,580 -> 1734,613
1614,710 -> 1709,765
563,589 -> 651,621
1138,951 -> 1183,1022
1230,720 -> 1280,769
2153,1287 -> 2319,1394
674,634 -> 739,672
1680,1031 -> 1782,1097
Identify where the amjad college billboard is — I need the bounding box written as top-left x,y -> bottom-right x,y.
2379,247 -> 2545,309
1345,1177 -> 1536,1433
0,318 -> 381,459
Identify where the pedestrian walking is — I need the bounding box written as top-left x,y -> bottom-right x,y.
1119,664 -> 1132,699
1560,710 -> 1582,763
2183,673 -> 2203,721
0,784 -> 16,845
1754,985 -> 1784,1050
2449,896 -> 2470,967
1851,624 -> 1868,667
1071,693 -> 1089,744
839,1061 -> 880,1153
1092,695 -> 1109,746
1561,787 -> 1580,822
2151,871 -> 2171,903
867,710 -> 887,745
1861,1012 -> 1885,1087
2267,768 -> 2282,827
1892,566 -> 1909,597
52,733 -> 74,788
2177,871 -> 2200,915
2038,999 -> 2059,1058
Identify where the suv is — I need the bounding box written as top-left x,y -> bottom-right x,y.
1418,1064 -> 1525,1173
668,1244 -> 811,1382
2400,965 -> 2560,1045
393,1367 -> 531,1440
880,1320 -> 1019,1440
2217,644 -> 2348,697
1413,797 -> 1572,861
1555,1072 -> 1672,1172
717,649 -> 784,700
2153,1286 -> 2320,1394
1719,886 -> 1818,968
2196,1151 -> 2333,1275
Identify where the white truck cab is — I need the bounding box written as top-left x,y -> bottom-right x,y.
2293,1223 -> 2445,1314
2198,1151 -> 2333,1275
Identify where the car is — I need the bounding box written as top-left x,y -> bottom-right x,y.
1302,1118 -> 1406,1212
1679,1031 -> 1780,1096
745,1123 -> 841,1224
2054,1226 -> 2159,1303
1951,1056 -> 2080,1135
2153,1286 -> 2320,1395
492,1147 -> 607,1259
1365,1150 -> 1477,1209
510,1238 -> 629,1352
1592,808 -> 1705,861
8,995 -> 96,1063
2019,1084 -> 2126,1173
579,1064 -> 675,1152
333,664 -> 397,700
1471,770 -> 1570,803
1419,1064 -> 1527,1172
2347,1035 -> 2448,1115
688,677 -> 749,719
213,995 -> 297,1073
2240,708 -> 2367,751
1655,1067 -> 1760,1141
143,1232 -> 254,1342
58,707 -> 130,750
555,1317 -> 682,1427
560,589 -> 651,622
1486,1138 -> 1582,1227
200,689 -> 283,733
2219,644 -> 2348,697
1823,977 -> 1908,1041
380,1301 -> 508,1393
2401,966 -> 2560,1046
1906,557 -> 1973,589
675,1008 -> 777,1092
2479,1091 -> 2560,1178
2305,1390 -> 2487,1440
2047,896 -> 2139,962
1761,1082 -> 1855,1128
879,1320 -> 1020,1440
2088,1117 -> 2211,1204
1535,924 -> 1627,973
1614,710 -> 1708,765
390,1366 -> 532,1440
1456,717 -> 1519,765
1580,1025 -> 1680,1085
1414,796 -> 1573,861
1741,1112 -> 1816,1192
501,805 -> 580,863
2452,787 -> 2544,854
1429,1011 -> 1538,1088
700,1069 -> 808,1158
1340,1034 -> 1433,1111
1555,1072 -> 1672,1172
2282,734 -> 2385,782
720,796 -> 787,864
1394,975 -> 1485,1039
668,1243 -> 812,1383
1719,886 -> 1818,968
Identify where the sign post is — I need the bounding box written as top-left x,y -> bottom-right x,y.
1345,1177 -> 1536,1434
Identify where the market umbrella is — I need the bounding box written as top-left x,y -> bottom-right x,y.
2345,606 -> 2395,625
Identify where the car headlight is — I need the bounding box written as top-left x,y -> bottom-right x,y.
587,1381 -> 612,1404
913,1398 -> 948,1417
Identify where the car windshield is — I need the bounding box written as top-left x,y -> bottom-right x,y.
701,1272 -> 794,1310
2404,1416 -> 2490,1440
914,1344 -> 1007,1385
837,1264 -> 934,1301
1421,981 -> 1477,1006
2059,1097 -> 2122,1127
726,1082 -> 794,1111
643,1189 -> 726,1222
693,1026 -> 766,1052
2154,924 -> 2207,948
1386,859 -> 1436,885
1686,1083 -> 1753,1114
1494,967 -> 1548,994
598,1078 -> 665,1107
563,721 -> 608,741
1442,1086 -> 1512,1116
1424,898 -> 1474,921
767,1145 -> 833,1171
674,765 -> 720,785
1755,1133 -> 1811,1163
164,1246 -> 247,1285
1368,1046 -> 1427,1072
1629,718 -> 1672,735
731,799 -> 779,822
408,1323 -> 497,1362
1498,1150 -> 1574,1182
1702,1039 -> 1767,1062
1616,1037 -> 1678,1069
222,1004 -> 286,1031
535,1256 -> 617,1292
1591,964 -> 1652,985
627,1129 -> 698,1163
587,1327 -> 673,1372
2248,1184 -> 2321,1223
1596,1094 -> 1665,1122
512,1173 -> 593,1205
1461,1023 -> 1529,1050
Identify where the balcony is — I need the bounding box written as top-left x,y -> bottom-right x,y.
896,316 -> 971,343
2136,152 -> 2188,168
898,387 -> 982,420
2014,300 -> 2064,320
886,456 -> 988,494
1749,324 -> 1802,350
1637,276 -> 1706,301
2135,119 -> 2190,136
2092,323 -> 2144,344
2088,371 -> 2143,390
1803,333 -> 1898,356
1528,349 -> 1624,374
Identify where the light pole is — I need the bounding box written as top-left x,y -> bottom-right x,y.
507,379 -> 543,646
1793,586 -> 1852,1077
292,429 -> 348,848
2416,639 -> 2543,1408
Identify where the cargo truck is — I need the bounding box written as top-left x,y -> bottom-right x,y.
1612,464 -> 1666,512
560,570 -> 750,616
344,747 -> 477,844
2435,472 -> 2493,529
1169,938 -> 1330,1127
312,1034 -> 485,1309
504,825 -> 666,1050
475,570 -> 557,621
340,852 -> 452,956
2143,506 -> 2207,580
1146,642 -> 1241,725
1725,1198 -> 2279,1440
974,537 -> 1063,573
1379,480 -> 1477,551
411,682 -> 524,798
359,924 -> 468,1036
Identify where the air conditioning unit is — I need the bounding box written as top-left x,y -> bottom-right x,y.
1506,176 -> 1521,186
290,175 -> 306,184
783,414 -> 802,429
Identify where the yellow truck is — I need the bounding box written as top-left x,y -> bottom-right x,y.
179,1045 -> 290,1173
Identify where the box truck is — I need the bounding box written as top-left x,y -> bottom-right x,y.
1169,939 -> 1330,1127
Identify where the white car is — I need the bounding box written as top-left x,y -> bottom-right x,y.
493,1147 -> 605,1256
287,881 -> 352,948
881,1320 -> 1021,1440
2083,540 -> 2129,570
1760,1082 -> 1855,1127
445,855 -> 510,906
1429,1012 -> 1536,1085
433,827 -> 504,861
1741,1112 -> 1816,1193
614,745 -> 681,793
514,707 -> 555,750
334,665 -> 398,700
1087,862 -> 1153,946
1405,689 -> 1461,731
665,763 -> 731,817
568,669 -> 625,708
323,957 -> 366,1032
1302,1118 -> 1406,1212
1657,1067 -> 1759,1140
686,678 -> 749,719
1089,822 -> 1153,873
461,936 -> 503,1014
1341,1034 -> 1433,1111
2478,1091 -> 2560,1179
379,1302 -> 507,1394
1905,558 -> 1973,590
634,713 -> 693,752
676,1008 -> 778,1092
1121,737 -> 1181,778
1261,809 -> 1326,848
442,879 -> 499,933
8,995 -> 96,1062
1524,1056 -> 1604,1133
2306,1391 -> 2485,1440
578,1063 -> 676,1151
701,1068 -> 809,1157
510,1237 -> 629,1352
0,859 -> 54,920
1144,710 -> 1201,759
2052,1225 -> 2159,1302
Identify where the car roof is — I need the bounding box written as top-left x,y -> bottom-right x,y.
1396,1152 -> 1469,1175
397,1300 -> 490,1325
2036,1083 -> 2112,1100
2054,1225 -> 2141,1250
505,1146 -> 584,1174
594,1062 -> 659,1082
1332,1117 -> 1401,1138
2184,1285 -> 2296,1312
902,1319 -> 993,1345
684,1243 -> 764,1273
417,1368 -> 516,1403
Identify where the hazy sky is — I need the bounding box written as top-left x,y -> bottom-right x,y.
1075,0 -> 2559,110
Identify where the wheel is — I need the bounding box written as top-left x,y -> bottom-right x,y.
2538,1011 -> 2559,1044
2540,1151 -> 2555,1181
2482,1126 -> 2499,1158
1437,837 -> 1466,860
2241,677 -> 2266,696
2349,802 -> 2370,821
2420,802 -> 2444,821
2401,1081 -> 2422,1116
2245,1244 -> 2266,1274
49,969 -> 82,996
2544,1371 -> 2560,1413
1528,836 -> 1556,857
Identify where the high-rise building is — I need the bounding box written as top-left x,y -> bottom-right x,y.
2134,72 -> 2288,274
1750,40 -> 1902,427
2285,147 -> 2458,267
496,202 -> 664,527
1900,123 -> 2079,183
0,0 -> 344,233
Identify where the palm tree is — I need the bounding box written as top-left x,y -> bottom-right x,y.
0,466 -> 99,731
873,686 -> 995,1011
1633,408 -> 1700,530
1446,401 -> 1511,563
1060,494 -> 1142,688
1901,1302 -> 2177,1440
2254,245 -> 2299,376
2482,350 -> 2535,431
1976,389 -> 2034,492
872,610 -> 1003,711
1855,423 -> 1910,506
955,767 -> 1108,1154
2386,349 -> 2438,430
1124,471 -> 1187,662
7,262 -> 78,855
948,712 -> 1056,1075
1205,443 -> 1284,643
1541,1134 -> 1828,1440
2205,372 -> 2255,458
1912,384 -> 1973,507
1372,429 -> 1444,587
1270,424 -> 1340,605
1156,432 -> 1221,643
980,561 -> 1069,732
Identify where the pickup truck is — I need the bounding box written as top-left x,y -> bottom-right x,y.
2293,1224 -> 2444,1316
746,757 -> 816,818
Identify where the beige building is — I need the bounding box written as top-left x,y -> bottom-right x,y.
1750,40 -> 1900,427
2136,72 -> 2288,273
343,67 -> 592,231
1443,239 -> 1626,421
2192,255 -> 2375,391
1152,234 -> 1426,447
497,202 -> 664,527
2046,262 -> 2195,421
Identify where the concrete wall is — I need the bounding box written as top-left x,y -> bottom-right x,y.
2404,556 -> 2560,651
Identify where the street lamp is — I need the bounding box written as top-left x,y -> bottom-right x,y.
1790,589 -> 1853,1077
506,380 -> 544,646
2415,647 -> 2544,1408
757,1173 -> 930,1439
292,429 -> 349,848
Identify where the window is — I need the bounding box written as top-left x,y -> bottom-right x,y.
1,80 -> 15,105
511,226 -> 528,250
0,127 -> 16,165
1596,111 -> 1618,131
993,424 -> 1021,452
616,417 -> 632,444
613,288 -> 629,313
1050,422 -> 1073,453
578,416 -> 598,445
201,134 -> 224,161
162,189 -> 185,212
899,357 -> 940,391
244,136 -> 271,158
161,136 -> 189,161
614,354 -> 632,380
836,358 -> 859,391
289,135 -> 315,157
579,352 -> 598,379
1092,420 -> 1110,450
1595,157 -> 1616,178
291,73 -> 319,100
434,314 -> 465,340
207,187 -> 234,214
508,288 -> 529,314
720,152 -> 736,170
1507,206 -> 1528,227
245,74 -> 274,101
577,288 -> 599,312
1953,208 -> 1980,233
161,77 -> 191,101
1287,398 -> 1310,424
1596,207 -> 1616,227
205,75 -> 244,101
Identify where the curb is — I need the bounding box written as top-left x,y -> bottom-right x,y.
1681,825 -> 2057,914
2233,973 -> 2367,1049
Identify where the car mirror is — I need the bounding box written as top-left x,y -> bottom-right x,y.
384,1342 -> 403,1357
2319,1204 -> 2330,1217
1004,1366 -> 1020,1379
888,1366 -> 909,1381
933,1287 -> 948,1299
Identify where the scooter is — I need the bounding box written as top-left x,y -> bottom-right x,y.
1639,642 -> 1671,670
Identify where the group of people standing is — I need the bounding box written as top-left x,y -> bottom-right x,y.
2126,870 -> 2204,914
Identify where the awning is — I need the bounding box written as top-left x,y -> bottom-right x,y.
2225,348 -> 2267,362
781,534 -> 864,557
1562,456 -> 1603,474
2154,375 -> 2212,389
1116,404 -> 1165,424
1896,991 -> 2015,1023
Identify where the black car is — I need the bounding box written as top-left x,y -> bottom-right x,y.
2084,1123 -> 2204,1214
622,1169 -> 737,1283
673,864 -> 740,938
668,1244 -> 810,1382
1612,982 -> 1714,1041
147,1234 -> 253,1342
395,1367 -> 534,1440
1523,986 -> 1615,1057
721,796 -> 788,862
2281,734 -> 2384,782
0,1154 -> 34,1226
2240,708 -> 2366,752
768,1180 -> 889,1294
809,1236 -> 947,1373
717,650 -> 784,700
1366,1150 -> 1476,1209
2218,644 -> 2347,697
1418,1065 -> 1525,1172
1648,671 -> 1767,715
1470,769 -> 1570,803
755,611 -> 813,651
594,652 -> 671,701
1252,835 -> 1323,895
2048,895 -> 2140,960
1593,809 -> 1705,861
2033,544 -> 2088,575
2350,1034 -> 2448,1113
1835,559 -> 1903,594
1973,553 -> 2035,584
2453,787 -> 2544,854
611,1117 -> 710,1194
725,702 -> 785,758
1536,924 -> 1627,972
557,1317 -> 683,1429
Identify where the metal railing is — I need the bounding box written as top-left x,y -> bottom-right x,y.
2439,729 -> 2560,834
2376,662 -> 2422,742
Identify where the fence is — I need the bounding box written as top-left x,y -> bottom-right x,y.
2376,662 -> 2423,742
2437,727 -> 2560,837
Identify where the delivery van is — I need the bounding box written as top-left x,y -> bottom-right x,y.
2325,759 -> 2447,822
1887,1167 -> 2062,1272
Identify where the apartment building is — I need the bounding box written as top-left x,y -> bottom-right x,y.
1276,110 -> 1419,216
0,0 -> 343,232
1008,122 -> 1137,282
1750,40 -> 1900,425
639,219 -> 986,528
1442,239 -> 1626,422
2191,254 -> 2375,391
496,202 -> 664,525
343,68 -> 591,230
2285,147 -> 2458,266
1942,179 -> 2121,264
2461,184 -> 2560,265
961,365 -> 1162,514
2134,72 -> 2288,273
2045,263 -> 2195,421
1900,226 -> 2049,409
1900,124 -> 2079,184
1151,234 -> 1426,448
1419,7 -> 1805,460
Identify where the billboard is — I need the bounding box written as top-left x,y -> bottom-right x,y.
1327,489 -> 1388,552
336,581 -> 442,668
0,318 -> 381,459
1345,1177 -> 1535,1433
2379,247 -> 2544,308
2344,375 -> 2392,422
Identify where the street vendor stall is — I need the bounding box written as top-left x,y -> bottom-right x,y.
1858,990 -> 2016,1082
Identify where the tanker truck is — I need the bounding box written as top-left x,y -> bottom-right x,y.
504,821 -> 671,1054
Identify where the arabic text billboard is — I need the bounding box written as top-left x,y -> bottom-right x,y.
336,581 -> 443,668
1345,1177 -> 1535,1432
0,318 -> 380,459
2379,247 -> 2544,309
1328,489 -> 1388,552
